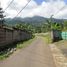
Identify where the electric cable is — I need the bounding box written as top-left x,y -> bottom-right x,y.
4,0 -> 14,11
13,0 -> 31,18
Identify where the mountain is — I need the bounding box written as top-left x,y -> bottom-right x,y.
4,16 -> 65,26
5,16 -> 47,26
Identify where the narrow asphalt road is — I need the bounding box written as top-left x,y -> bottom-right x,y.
0,36 -> 56,67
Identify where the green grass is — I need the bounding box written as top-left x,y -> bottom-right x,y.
0,50 -> 13,60
0,37 -> 36,60
16,37 -> 36,49
54,40 -> 67,47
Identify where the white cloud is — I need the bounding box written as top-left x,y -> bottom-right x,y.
0,0 -> 67,19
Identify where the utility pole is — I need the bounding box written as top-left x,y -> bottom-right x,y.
50,5 -> 67,42
0,2 -> 5,28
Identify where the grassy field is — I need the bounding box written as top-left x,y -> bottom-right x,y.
0,37 -> 36,60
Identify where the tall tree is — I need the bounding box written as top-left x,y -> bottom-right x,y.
0,3 -> 5,27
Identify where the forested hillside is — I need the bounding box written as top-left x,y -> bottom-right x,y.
5,16 -> 67,33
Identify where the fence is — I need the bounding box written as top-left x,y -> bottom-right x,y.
51,30 -> 62,42
51,30 -> 67,42
61,32 -> 67,40
0,27 -> 32,47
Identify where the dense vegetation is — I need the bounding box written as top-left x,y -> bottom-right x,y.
5,16 -> 67,33
14,22 -> 50,33
14,20 -> 67,33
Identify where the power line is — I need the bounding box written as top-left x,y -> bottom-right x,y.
5,3 -> 18,17
52,5 -> 66,17
5,0 -> 31,24
49,5 -> 67,29
5,0 -> 19,17
13,0 -> 31,18
11,2 -> 18,12
4,0 -> 14,11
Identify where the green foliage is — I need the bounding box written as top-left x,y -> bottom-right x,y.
14,19 -> 63,33
15,23 -> 33,33
63,21 -> 67,31
51,23 -> 62,30
15,22 -> 52,33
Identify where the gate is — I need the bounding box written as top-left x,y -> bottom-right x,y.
52,30 -> 62,42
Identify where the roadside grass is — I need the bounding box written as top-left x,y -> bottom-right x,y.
0,37 -> 36,60
37,32 -> 52,44
16,37 -> 36,49
54,40 -> 67,47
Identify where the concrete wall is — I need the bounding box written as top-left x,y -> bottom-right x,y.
0,28 -> 32,47
0,28 -> 6,46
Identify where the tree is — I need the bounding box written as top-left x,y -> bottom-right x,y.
51,22 -> 62,30
41,23 -> 48,32
0,5 -> 5,27
63,21 -> 67,31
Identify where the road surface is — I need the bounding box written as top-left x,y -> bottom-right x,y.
0,36 -> 56,67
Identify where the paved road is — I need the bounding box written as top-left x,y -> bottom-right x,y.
0,36 -> 56,67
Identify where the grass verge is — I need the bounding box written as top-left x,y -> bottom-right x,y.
16,37 -> 36,49
54,40 -> 67,47
0,37 -> 36,60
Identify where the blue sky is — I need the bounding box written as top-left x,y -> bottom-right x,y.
64,0 -> 67,4
33,0 -> 44,5
34,0 -> 67,5
1,0 -> 67,19
33,0 -> 50,5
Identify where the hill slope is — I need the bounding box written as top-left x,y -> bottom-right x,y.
5,16 -> 64,26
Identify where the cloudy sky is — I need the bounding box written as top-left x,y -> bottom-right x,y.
0,0 -> 67,19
